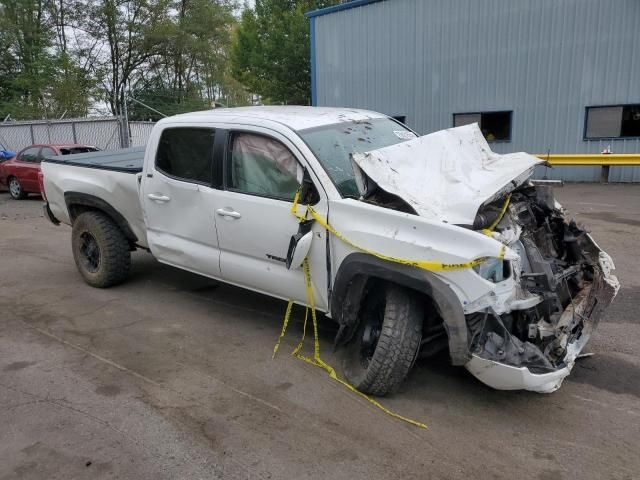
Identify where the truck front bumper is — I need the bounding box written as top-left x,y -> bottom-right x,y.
465,337 -> 587,393
464,246 -> 619,393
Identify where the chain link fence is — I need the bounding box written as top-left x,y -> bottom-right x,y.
0,117 -> 156,152
129,121 -> 155,147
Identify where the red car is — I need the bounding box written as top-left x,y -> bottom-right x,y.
0,144 -> 99,199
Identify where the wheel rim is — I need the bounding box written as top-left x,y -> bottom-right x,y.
79,232 -> 101,273
9,178 -> 20,197
360,309 -> 384,368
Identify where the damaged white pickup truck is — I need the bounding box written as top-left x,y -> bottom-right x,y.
41,106 -> 619,396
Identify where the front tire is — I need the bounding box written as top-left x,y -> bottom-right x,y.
343,284 -> 424,396
8,177 -> 27,200
71,211 -> 131,288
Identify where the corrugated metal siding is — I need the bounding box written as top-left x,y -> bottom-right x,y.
314,0 -> 640,181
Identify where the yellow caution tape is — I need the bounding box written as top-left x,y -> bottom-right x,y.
308,204 -> 505,268
291,190 -> 507,270
272,300 -> 294,359
273,258 -> 428,429
275,190 -> 512,429
482,193 -> 512,236
290,190 -> 303,220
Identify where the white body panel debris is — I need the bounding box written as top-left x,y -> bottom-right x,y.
352,123 -> 543,224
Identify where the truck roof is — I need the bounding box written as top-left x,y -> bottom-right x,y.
164,106 -> 388,131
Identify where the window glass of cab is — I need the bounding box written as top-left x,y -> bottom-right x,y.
155,128 -> 215,184
19,147 -> 41,163
39,147 -> 57,162
60,147 -> 100,155
227,132 -> 302,201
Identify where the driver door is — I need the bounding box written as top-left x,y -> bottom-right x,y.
215,128 -> 329,309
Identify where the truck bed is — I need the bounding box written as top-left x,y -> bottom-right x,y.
44,146 -> 145,173
41,147 -> 149,248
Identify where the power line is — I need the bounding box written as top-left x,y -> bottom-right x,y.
127,97 -> 168,118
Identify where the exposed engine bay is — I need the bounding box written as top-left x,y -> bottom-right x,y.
466,182 -> 620,386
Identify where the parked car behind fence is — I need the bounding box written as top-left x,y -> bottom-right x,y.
0,144 -> 99,199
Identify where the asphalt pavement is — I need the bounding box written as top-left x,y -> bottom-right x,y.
0,184 -> 638,480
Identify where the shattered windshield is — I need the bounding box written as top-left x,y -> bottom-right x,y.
298,118 -> 416,198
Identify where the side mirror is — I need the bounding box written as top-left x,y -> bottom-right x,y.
286,220 -> 314,270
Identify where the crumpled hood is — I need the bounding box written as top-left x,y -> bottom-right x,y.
351,123 -> 544,225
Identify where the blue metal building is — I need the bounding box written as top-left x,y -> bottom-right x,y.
306,0 -> 640,181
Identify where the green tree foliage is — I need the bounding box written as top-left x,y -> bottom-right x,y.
230,0 -> 339,105
129,0 -> 245,120
0,0 -> 251,120
0,0 -> 95,119
127,83 -> 210,121
2,0 -> 314,121
81,0 -> 171,116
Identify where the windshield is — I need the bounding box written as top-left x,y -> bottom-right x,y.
298,117 -> 416,197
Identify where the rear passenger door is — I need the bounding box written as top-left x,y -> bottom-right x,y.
141,127 -> 223,278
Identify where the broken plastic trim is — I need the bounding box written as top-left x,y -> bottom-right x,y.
464,184 -> 619,390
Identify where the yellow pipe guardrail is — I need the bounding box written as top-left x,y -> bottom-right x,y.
535,154 -> 640,166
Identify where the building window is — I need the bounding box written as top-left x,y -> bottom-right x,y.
585,105 -> 640,139
453,111 -> 512,142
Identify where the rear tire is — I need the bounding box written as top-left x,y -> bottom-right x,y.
342,284 -> 424,396
8,177 -> 27,200
71,211 -> 131,288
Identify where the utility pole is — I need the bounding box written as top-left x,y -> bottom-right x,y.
121,87 -> 131,148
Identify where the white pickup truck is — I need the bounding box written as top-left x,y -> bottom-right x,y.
41,106 -> 619,395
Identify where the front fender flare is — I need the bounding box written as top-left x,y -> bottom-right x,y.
331,253 -> 471,366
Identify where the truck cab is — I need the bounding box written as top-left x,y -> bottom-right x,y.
138,111 -> 336,309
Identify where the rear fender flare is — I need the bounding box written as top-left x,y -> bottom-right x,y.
64,191 -> 138,244
331,253 -> 471,366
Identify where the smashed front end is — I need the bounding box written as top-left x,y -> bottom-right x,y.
465,183 -> 620,392
349,123 -> 620,392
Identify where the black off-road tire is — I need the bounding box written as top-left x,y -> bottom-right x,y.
343,284 -> 424,396
8,176 -> 27,200
71,211 -> 131,288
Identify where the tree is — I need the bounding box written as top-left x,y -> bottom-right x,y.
80,0 -> 246,119
230,0 -> 340,105
80,0 -> 170,116
0,0 -> 248,120
0,0 -> 95,119
131,0 -> 242,118
127,82 -> 210,121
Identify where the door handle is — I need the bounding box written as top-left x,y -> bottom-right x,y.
216,208 -> 241,219
147,193 -> 171,202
